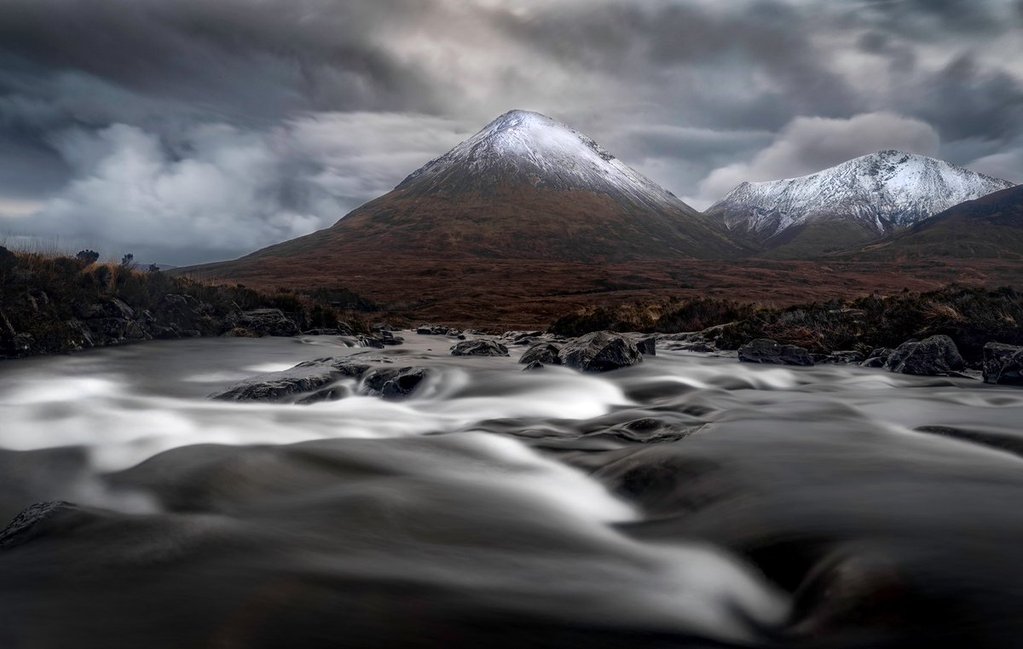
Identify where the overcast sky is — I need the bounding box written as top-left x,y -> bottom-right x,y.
0,0 -> 1020,263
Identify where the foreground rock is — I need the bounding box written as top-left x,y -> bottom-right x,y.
210,358 -> 368,402
559,331 -> 643,373
210,357 -> 434,403
983,342 -> 1023,385
450,339 -> 509,357
885,335 -> 965,376
360,367 -> 431,399
738,339 -> 814,366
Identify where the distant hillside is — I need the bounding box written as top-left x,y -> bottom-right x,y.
852,185 -> 1023,261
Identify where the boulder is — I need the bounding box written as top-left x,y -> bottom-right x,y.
885,335 -> 964,376
519,342 -> 562,366
559,331 -> 643,373
738,339 -> 814,366
983,342 -> 1023,385
210,358 -> 367,402
450,339 -> 509,357
359,367 -> 431,399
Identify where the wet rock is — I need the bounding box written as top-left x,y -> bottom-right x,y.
738,338 -> 814,366
359,367 -> 430,400
211,358 -> 368,402
636,336 -> 657,356
982,342 -> 1023,385
230,309 -> 300,337
450,339 -> 509,357
519,342 -> 562,366
522,360 -> 546,372
861,348 -> 894,368
885,335 -> 964,376
0,501 -> 75,550
559,331 -> 643,373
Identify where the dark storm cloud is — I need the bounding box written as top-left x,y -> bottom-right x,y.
914,54 -> 1023,141
0,0 -> 1019,261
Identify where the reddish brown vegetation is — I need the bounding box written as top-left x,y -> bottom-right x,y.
179,253 -> 1023,331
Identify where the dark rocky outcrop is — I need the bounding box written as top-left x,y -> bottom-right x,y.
450,339 -> 510,357
738,339 -> 814,366
559,331 -> 643,373
983,342 -> 1023,385
885,335 -> 965,376
227,309 -> 301,337
360,367 -> 431,400
211,358 -> 368,402
519,342 -> 562,366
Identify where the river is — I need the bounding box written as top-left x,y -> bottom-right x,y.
1,334 -> 1022,648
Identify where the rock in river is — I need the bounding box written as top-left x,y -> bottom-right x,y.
211,358 -> 368,402
559,331 -> 643,373
885,335 -> 964,377
450,339 -> 509,357
983,342 -> 1023,385
519,342 -> 563,366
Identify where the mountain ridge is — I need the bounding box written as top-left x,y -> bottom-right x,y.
705,150 -> 1015,257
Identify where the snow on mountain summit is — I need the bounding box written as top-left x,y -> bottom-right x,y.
397,110 -> 694,214
707,150 -> 1016,242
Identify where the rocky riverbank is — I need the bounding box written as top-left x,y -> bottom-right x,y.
0,247 -> 367,359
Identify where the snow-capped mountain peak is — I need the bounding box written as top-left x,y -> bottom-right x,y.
707,150 -> 1016,241
397,110 -> 693,214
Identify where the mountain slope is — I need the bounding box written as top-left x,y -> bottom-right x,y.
706,150 -> 1015,258
201,110 -> 743,271
852,184 -> 1023,260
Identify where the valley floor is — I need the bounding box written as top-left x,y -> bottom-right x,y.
180,255 -> 1023,330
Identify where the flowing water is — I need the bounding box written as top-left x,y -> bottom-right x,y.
1,335 -> 1023,648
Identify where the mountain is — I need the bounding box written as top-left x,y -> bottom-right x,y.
852,184 -> 1023,260
199,110 -> 741,271
705,150 -> 1015,258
